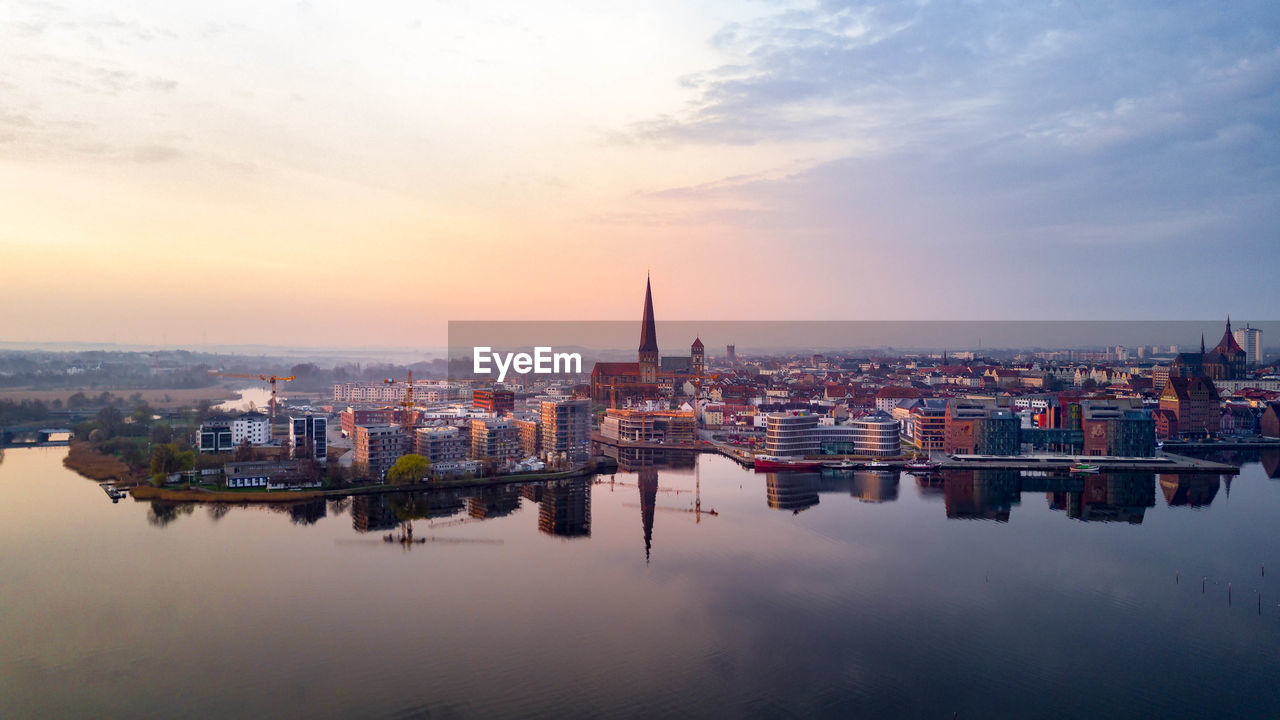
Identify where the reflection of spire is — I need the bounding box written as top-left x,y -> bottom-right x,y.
638,466 -> 658,564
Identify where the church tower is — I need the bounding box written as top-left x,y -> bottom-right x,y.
691,337 -> 705,377
638,274 -> 659,384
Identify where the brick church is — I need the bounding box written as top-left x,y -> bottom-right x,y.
1172,317 -> 1248,381
590,274 -> 704,407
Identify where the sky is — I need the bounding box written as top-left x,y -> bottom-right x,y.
2,0 -> 1278,347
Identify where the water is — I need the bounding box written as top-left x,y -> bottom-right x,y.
215,386 -> 273,413
1,446 -> 1278,718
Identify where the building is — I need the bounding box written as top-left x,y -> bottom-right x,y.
944,400 -> 1020,455
196,422 -> 234,454
333,381 -> 463,405
600,408 -> 697,445
287,414 -> 328,464
726,344 -> 736,364
874,386 -> 922,412
472,388 -> 515,415
1158,376 -> 1220,438
339,407 -> 397,437
1234,324 -> 1263,366
590,275 -> 705,406
904,398 -> 947,451
227,412 -> 271,446
514,418 -> 541,457
849,412 -> 901,457
470,416 -> 520,460
354,424 -> 406,479
1259,402 -> 1280,439
414,426 -> 466,465
1079,400 -> 1156,457
1172,318 -> 1247,381
541,398 -> 589,460
764,412 -> 820,456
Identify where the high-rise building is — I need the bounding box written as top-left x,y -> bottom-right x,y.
354,424 -> 406,479
230,412 -> 271,446
470,417 -> 520,460
1234,324 -> 1263,366
540,398 -> 589,460
288,413 -> 328,464
414,426 -> 466,465
472,388 -> 514,415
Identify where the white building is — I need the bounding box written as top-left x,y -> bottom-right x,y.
231,412 -> 271,446
1233,325 -> 1263,366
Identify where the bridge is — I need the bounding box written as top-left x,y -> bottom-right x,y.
0,427 -> 73,448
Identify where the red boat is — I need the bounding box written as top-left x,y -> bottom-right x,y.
753,455 -> 824,472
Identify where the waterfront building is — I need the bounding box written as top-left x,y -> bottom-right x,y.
354,423 -> 406,479
287,413 -> 328,464
907,399 -> 947,451
540,398 -> 590,460
944,400 -> 1020,455
470,416 -> 520,460
1079,399 -> 1156,457
600,408 -> 697,445
472,388 -> 515,415
197,422 -> 234,454
764,411 -> 820,456
414,426 -> 467,465
1233,324 -> 1263,366
849,412 -> 902,457
1158,376 -> 1220,438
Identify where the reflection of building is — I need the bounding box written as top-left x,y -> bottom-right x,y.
1159,475 -> 1221,507
943,470 -> 1020,520
466,486 -> 522,519
351,494 -> 399,533
638,467 -> 658,560
765,472 -> 820,512
852,471 -> 900,503
1047,473 -> 1155,523
538,479 -> 591,537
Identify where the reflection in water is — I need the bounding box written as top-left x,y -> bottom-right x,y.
944,470 -> 1020,521
351,495 -> 399,533
638,467 -> 657,560
1046,473 -> 1155,524
466,486 -> 522,519
765,472 -> 820,513
147,501 -> 195,527
1160,475 -> 1222,507
852,470 -> 899,503
538,479 -> 591,538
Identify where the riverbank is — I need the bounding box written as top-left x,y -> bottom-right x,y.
63,440 -> 135,483
129,457 -> 618,504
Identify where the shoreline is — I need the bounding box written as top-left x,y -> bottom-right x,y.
127,459 -> 616,504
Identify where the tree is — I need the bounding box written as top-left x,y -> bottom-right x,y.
96,406 -> 124,439
386,454 -> 430,484
234,438 -> 255,462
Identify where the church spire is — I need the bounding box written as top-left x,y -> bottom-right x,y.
1226,314 -> 1232,334
639,272 -> 658,354
1200,333 -> 1205,354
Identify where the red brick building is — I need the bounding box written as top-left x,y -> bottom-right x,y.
1158,376 -> 1219,438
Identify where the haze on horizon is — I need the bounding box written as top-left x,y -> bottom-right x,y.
3,0 -> 1278,347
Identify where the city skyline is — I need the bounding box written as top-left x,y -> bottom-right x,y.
3,1 -> 1279,346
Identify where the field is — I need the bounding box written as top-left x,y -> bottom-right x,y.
0,387 -> 237,409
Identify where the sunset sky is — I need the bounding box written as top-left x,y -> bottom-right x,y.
2,1 -> 1278,347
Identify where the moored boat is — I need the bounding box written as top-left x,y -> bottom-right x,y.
754,455 -> 824,472
1069,463 -> 1101,474
904,460 -> 939,472
821,459 -> 859,471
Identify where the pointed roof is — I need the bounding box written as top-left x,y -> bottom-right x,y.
691,336 -> 703,349
639,273 -> 658,353
1211,316 -> 1245,356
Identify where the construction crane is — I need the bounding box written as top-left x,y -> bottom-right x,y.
208,371 -> 296,422
384,370 -> 417,432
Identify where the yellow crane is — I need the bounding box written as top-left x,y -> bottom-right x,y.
384,370 -> 417,432
208,372 -> 296,422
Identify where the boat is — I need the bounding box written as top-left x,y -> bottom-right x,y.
864,460 -> 892,469
754,455 -> 824,472
904,460 -> 939,472
1069,463 -> 1101,474
821,459 -> 859,471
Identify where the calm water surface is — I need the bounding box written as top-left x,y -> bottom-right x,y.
1,446 -> 1278,718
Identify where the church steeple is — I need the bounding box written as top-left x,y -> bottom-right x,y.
638,273 -> 659,383
1200,333 -> 1205,354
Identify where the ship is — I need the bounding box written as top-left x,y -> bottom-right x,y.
754,455 -> 825,472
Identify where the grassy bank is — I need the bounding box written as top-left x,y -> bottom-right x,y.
129,485 -> 323,503
63,440 -> 135,483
